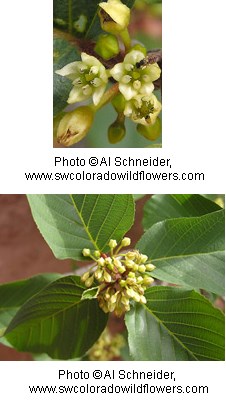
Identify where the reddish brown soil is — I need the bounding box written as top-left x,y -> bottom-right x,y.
0,195 -> 71,360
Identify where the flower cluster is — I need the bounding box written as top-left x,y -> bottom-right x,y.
55,0 -> 162,145
55,52 -> 108,106
88,328 -> 125,361
81,237 -> 155,317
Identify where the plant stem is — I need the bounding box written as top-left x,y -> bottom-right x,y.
119,28 -> 131,52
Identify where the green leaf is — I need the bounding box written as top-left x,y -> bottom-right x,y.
0,274 -> 61,345
5,276 -> 108,360
137,210 -> 225,296
53,37 -> 80,116
53,0 -> 135,39
143,194 -> 222,230
27,194 -> 134,261
125,286 -> 225,361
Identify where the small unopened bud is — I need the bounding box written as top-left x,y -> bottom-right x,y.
94,33 -> 120,60
82,248 -> 91,257
104,271 -> 112,283
145,263 -> 156,272
140,254 -> 148,263
85,275 -> 94,288
128,272 -> 135,278
118,266 -> 126,273
97,257 -> 105,267
95,269 -> 103,280
132,292 -> 141,302
138,265 -> 146,273
110,292 -> 118,304
119,279 -> 126,287
125,251 -> 136,260
140,295 -> 147,304
143,276 -> 154,286
126,288 -> 136,298
108,239 -> 117,249
57,106 -> 94,146
108,115 -> 126,144
81,271 -> 90,282
113,258 -> 122,268
94,250 -> 101,258
125,260 -> 135,269
105,257 -> 113,264
121,237 -> 131,247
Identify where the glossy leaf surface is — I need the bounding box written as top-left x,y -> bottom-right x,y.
137,210 -> 225,296
125,286 -> 225,361
5,276 -> 108,359
27,194 -> 134,260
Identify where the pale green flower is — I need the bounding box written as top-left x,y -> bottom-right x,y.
99,0 -> 130,33
110,50 -> 161,100
124,93 -> 162,126
55,52 -> 108,105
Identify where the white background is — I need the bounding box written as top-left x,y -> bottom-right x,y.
0,0 -> 225,405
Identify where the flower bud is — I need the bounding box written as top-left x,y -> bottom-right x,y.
137,117 -> 162,140
98,0 -> 130,34
145,263 -> 156,272
140,295 -> 147,304
94,34 -> 120,60
118,266 -> 126,273
105,257 -> 113,264
108,116 -> 126,144
57,106 -> 94,146
97,257 -> 105,266
125,251 -> 136,260
143,276 -> 155,286
108,239 -> 118,249
81,271 -> 90,282
121,237 -> 131,247
85,275 -> 94,287
125,260 -> 135,269
113,258 -> 122,268
110,292 -> 118,304
82,248 -> 91,257
95,269 -> 103,280
140,254 -> 148,263
94,250 -> 101,258
136,276 -> 143,284
104,271 -> 112,283
132,292 -> 141,302
138,264 -> 146,273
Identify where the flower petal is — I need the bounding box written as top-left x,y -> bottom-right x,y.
140,82 -> 154,96
81,52 -> 101,68
146,63 -> 161,82
119,83 -> 137,100
110,63 -> 124,81
93,85 -> 106,105
124,50 -> 145,65
67,87 -> 86,104
55,61 -> 80,80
